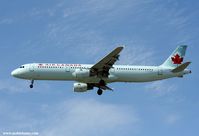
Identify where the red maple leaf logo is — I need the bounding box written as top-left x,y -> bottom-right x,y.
171,54 -> 183,64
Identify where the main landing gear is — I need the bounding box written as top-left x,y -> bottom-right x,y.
30,80 -> 34,88
97,88 -> 103,95
97,80 -> 106,95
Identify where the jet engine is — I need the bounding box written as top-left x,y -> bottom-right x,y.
72,69 -> 90,78
73,83 -> 93,92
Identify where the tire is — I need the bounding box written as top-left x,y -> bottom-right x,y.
97,89 -> 103,95
30,84 -> 33,88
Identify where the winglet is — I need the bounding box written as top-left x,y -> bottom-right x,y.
115,46 -> 124,52
171,62 -> 191,73
120,45 -> 126,48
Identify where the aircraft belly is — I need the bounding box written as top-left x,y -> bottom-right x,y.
77,77 -> 101,83
114,71 -> 160,82
33,70 -> 75,80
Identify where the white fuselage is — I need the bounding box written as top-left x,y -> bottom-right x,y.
11,63 -> 190,83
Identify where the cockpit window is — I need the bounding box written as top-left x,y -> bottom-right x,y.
19,66 -> 25,68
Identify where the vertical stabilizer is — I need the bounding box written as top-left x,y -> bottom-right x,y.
161,45 -> 187,68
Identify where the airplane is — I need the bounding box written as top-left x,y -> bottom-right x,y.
11,45 -> 191,95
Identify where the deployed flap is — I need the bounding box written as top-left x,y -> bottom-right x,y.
90,46 -> 124,77
100,85 -> 113,91
89,83 -> 113,91
171,62 -> 191,73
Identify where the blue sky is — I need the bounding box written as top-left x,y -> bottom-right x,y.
0,0 -> 198,136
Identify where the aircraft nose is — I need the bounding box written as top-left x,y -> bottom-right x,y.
11,69 -> 18,77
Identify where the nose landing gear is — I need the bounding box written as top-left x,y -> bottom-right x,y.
30,80 -> 34,88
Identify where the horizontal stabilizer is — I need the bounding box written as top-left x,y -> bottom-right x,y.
171,62 -> 191,73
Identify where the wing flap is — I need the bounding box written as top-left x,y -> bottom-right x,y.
100,85 -> 113,91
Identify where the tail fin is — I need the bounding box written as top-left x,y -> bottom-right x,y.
161,45 -> 187,68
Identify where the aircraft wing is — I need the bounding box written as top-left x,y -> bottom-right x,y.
90,46 -> 124,77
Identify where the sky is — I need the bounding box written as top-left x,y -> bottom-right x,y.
0,0 -> 199,136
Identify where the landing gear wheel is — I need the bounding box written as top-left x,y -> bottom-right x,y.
30,84 -> 33,88
30,80 -> 34,88
97,89 -> 103,95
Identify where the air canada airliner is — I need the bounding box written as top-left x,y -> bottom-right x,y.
11,45 -> 191,95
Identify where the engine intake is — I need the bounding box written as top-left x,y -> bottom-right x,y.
73,83 -> 93,92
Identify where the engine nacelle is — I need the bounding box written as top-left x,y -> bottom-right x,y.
73,83 -> 93,92
72,69 -> 90,78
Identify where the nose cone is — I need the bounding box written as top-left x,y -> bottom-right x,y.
11,68 -> 28,79
11,69 -> 18,77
